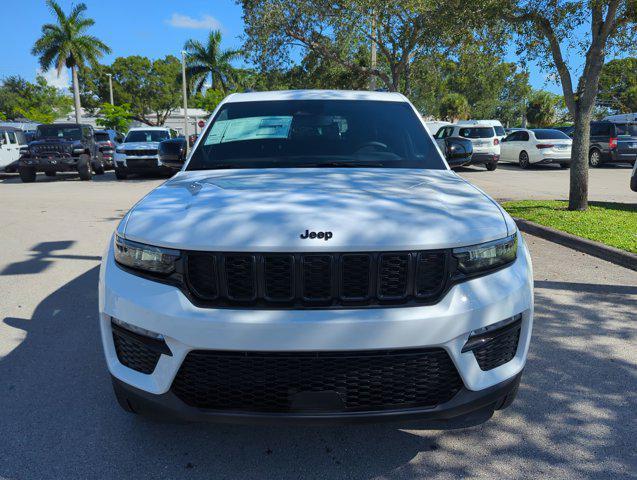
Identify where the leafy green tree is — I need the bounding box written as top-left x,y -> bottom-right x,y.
502,0 -> 637,210
31,0 -> 110,124
439,93 -> 471,121
184,30 -> 242,94
240,0 -> 496,93
80,56 -> 182,125
496,68 -> 532,127
597,57 -> 637,113
0,75 -> 72,123
191,89 -> 226,114
96,103 -> 131,131
525,90 -> 562,127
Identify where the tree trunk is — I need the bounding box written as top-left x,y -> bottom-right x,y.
568,104 -> 594,210
71,65 -> 82,124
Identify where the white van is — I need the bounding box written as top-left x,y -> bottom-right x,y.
0,127 -> 28,172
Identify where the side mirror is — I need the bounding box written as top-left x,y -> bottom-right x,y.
158,140 -> 186,169
444,136 -> 473,167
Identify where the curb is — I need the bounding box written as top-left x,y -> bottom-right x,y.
513,217 -> 637,272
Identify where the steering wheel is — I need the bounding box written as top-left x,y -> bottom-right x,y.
355,141 -> 388,152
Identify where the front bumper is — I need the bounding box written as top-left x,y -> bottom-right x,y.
20,155 -> 78,171
99,232 -> 533,421
469,152 -> 499,165
114,152 -> 173,173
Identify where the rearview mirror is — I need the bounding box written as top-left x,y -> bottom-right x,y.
158,139 -> 187,169
444,137 -> 473,167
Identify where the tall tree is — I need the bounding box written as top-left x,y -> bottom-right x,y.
239,0 -> 495,93
525,90 -> 563,127
184,30 -> 242,94
502,0 -> 636,210
32,0 -> 110,124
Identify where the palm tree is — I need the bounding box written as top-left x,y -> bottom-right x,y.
32,0 -> 110,124
184,30 -> 242,94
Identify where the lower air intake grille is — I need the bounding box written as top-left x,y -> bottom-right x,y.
472,321 -> 522,371
171,348 -> 463,413
112,326 -> 161,374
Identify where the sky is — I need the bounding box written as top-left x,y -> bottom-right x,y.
3,0 -> 589,95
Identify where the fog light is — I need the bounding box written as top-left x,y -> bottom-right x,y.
111,317 -> 164,341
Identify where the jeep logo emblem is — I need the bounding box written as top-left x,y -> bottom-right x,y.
300,230 -> 333,241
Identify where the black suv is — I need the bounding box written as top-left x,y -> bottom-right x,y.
18,123 -> 105,182
588,121 -> 637,167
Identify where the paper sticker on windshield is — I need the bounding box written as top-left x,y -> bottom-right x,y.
204,116 -> 292,145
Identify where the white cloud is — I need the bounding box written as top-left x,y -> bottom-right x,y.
39,68 -> 69,90
167,13 -> 222,30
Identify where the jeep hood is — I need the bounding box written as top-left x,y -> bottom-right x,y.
122,169 -> 512,251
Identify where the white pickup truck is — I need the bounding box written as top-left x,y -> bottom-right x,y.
99,90 -> 533,425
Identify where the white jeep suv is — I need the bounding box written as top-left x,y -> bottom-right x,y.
114,127 -> 176,179
99,90 -> 533,424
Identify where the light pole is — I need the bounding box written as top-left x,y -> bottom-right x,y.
106,73 -> 114,105
370,13 -> 377,91
181,50 -> 189,154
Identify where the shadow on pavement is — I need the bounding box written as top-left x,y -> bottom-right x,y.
0,267 -> 635,479
0,241 -> 101,276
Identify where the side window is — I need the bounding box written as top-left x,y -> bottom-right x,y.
0,132 -> 6,145
506,132 -> 517,141
520,131 -> 529,142
7,131 -> 17,144
434,128 -> 445,139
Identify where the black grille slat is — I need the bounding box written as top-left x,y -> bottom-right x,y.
264,255 -> 294,301
378,254 -> 410,299
341,254 -> 371,300
224,254 -> 257,301
184,250 -> 448,308
473,322 -> 522,371
302,255 -> 333,301
172,348 -> 463,413
186,254 -> 218,299
415,251 -> 447,298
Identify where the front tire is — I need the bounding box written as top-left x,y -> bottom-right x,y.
518,151 -> 530,169
18,166 -> 36,183
78,154 -> 93,181
115,167 -> 128,180
589,149 -> 602,168
93,153 -> 105,175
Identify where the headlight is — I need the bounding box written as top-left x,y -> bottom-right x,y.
453,234 -> 517,274
114,235 -> 180,274
116,146 -> 125,153
73,148 -> 85,154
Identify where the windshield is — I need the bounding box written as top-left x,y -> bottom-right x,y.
458,127 -> 495,138
532,129 -> 571,140
615,123 -> 637,136
94,132 -> 110,142
186,100 -> 445,171
36,125 -> 82,141
124,130 -> 170,143
494,126 -> 505,136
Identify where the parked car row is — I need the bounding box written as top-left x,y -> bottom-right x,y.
433,120 -> 504,171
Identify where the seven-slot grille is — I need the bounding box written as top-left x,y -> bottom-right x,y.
33,144 -> 67,155
125,149 -> 157,157
185,250 -> 448,307
171,347 -> 463,413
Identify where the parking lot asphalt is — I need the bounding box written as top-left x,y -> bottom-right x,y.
0,171 -> 636,480
459,162 -> 635,204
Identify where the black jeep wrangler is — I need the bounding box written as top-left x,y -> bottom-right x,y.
18,123 -> 105,182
